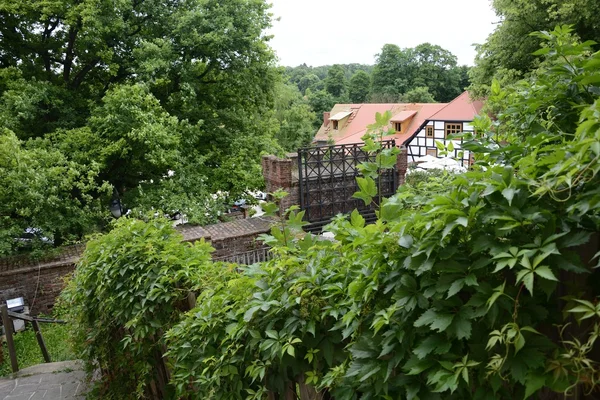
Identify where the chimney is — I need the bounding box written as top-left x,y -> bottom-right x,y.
323,112 -> 330,127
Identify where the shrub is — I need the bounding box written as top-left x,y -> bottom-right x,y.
165,27 -> 600,399
61,218 -> 218,399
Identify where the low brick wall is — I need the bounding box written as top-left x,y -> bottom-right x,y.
0,219 -> 273,315
203,218 -> 272,259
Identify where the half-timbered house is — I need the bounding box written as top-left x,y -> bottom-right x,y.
313,91 -> 484,166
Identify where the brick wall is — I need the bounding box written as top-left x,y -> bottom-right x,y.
397,145 -> 408,185
262,153 -> 299,212
0,219 -> 273,315
202,218 -> 272,259
0,263 -> 76,315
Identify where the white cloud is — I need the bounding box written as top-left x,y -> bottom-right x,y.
266,0 -> 498,67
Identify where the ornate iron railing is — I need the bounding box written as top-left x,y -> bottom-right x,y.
297,140 -> 398,229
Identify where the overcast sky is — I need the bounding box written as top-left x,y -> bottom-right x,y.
267,0 -> 498,67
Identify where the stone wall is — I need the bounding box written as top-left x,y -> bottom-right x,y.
202,218 -> 272,259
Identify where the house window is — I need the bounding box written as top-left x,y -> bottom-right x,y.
426,148 -> 437,157
426,126 -> 434,138
333,120 -> 339,130
394,122 -> 402,132
445,123 -> 462,138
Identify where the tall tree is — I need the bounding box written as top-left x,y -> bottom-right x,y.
371,44 -> 411,102
411,43 -> 462,102
307,89 -> 336,128
348,70 -> 371,103
400,87 -> 435,103
273,82 -> 316,151
0,0 -> 279,254
0,129 -> 108,255
298,73 -> 321,95
469,0 -> 600,97
324,64 -> 347,97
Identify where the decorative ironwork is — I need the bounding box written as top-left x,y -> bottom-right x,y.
298,140 -> 398,230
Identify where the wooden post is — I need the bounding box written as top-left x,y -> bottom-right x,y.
31,320 -> 51,363
0,305 -> 18,373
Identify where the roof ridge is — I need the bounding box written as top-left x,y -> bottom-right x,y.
428,91 -> 475,121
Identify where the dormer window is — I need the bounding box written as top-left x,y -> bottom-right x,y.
329,111 -> 352,131
394,122 -> 402,132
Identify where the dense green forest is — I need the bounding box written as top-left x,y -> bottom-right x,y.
281,43 -> 470,128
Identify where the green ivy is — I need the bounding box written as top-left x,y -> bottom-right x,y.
165,27 -> 600,400
65,26 -> 600,399
60,218 -> 219,399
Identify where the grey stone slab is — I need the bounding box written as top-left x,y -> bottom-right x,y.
0,361 -> 88,400
7,384 -> 38,396
35,382 -> 60,391
3,395 -> 34,400
27,391 -> 46,400
44,387 -> 62,399
0,380 -> 15,391
60,382 -> 80,398
15,377 -> 41,386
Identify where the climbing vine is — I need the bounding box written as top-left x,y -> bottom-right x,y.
65,26 -> 600,399
166,26 -> 600,399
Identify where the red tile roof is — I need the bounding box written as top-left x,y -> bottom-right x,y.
314,92 -> 482,146
390,110 -> 417,122
428,91 -> 483,121
392,103 -> 447,144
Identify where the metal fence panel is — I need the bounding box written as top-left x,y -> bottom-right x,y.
298,141 -> 398,229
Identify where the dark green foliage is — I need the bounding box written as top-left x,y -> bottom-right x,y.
307,89 -> 337,128
469,0 -> 600,97
371,44 -> 408,102
0,0 -> 280,255
348,70 -> 371,103
163,30 -> 600,399
400,87 -> 436,103
372,43 -> 466,102
61,218 -> 220,398
273,82 -> 316,151
324,64 -> 347,97
0,128 -> 109,256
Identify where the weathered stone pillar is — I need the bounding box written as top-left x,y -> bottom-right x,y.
397,145 -> 408,185
261,153 -> 299,212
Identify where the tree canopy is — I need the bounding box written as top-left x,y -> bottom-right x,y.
469,0 -> 600,97
371,43 -> 466,103
348,70 -> 371,103
0,0 -> 283,255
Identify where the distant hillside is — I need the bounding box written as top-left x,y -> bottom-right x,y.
284,63 -> 374,82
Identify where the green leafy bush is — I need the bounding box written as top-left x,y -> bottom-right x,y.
164,27 -> 600,399
61,218 -> 220,399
